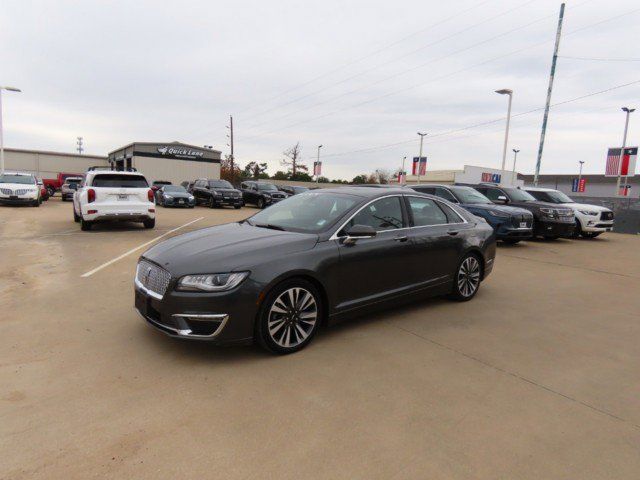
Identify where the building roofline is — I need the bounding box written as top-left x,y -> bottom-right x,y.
108,141 -> 222,155
4,147 -> 107,160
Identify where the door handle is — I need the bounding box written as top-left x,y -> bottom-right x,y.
393,235 -> 408,242
447,230 -> 459,236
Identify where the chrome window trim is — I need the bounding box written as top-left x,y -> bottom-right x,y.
329,193 -> 467,241
404,194 -> 468,226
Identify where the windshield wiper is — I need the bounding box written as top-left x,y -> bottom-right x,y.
254,223 -> 286,231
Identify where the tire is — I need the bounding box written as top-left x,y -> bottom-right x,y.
257,198 -> 265,209
234,205 -> 242,209
73,208 -> 80,223
449,254 -> 482,302
80,218 -> 92,231
256,279 -> 322,355
143,218 -> 155,229
502,239 -> 520,245
571,220 -> 582,238
32,200 -> 40,207
46,186 -> 55,197
543,236 -> 559,241
209,197 -> 217,208
581,231 -> 601,239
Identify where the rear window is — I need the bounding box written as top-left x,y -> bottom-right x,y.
91,174 -> 148,188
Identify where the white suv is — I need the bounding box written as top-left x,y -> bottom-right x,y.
73,169 -> 156,231
0,171 -> 41,206
525,187 -> 614,239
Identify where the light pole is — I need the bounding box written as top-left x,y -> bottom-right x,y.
417,132 -> 427,184
511,148 -> 520,186
496,88 -> 513,181
0,86 -> 22,175
400,156 -> 406,185
616,107 -> 635,196
578,160 -> 584,194
316,144 -> 323,184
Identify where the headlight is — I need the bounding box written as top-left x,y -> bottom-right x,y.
212,190 -> 222,196
578,210 -> 598,216
540,208 -> 556,216
188,195 -> 194,200
177,272 -> 249,292
164,195 -> 173,199
263,193 -> 271,199
488,210 -> 509,218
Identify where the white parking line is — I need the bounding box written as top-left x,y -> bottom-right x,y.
80,217 -> 204,278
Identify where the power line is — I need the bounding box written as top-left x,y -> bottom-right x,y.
235,0 -> 494,115
238,5 -> 640,142
242,0 -> 538,125
320,78 -> 640,158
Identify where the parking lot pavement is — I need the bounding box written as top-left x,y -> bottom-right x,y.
1,198 -> 639,479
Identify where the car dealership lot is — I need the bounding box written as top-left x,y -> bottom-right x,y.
1,199 -> 640,479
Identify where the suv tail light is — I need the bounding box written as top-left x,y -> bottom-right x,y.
87,188 -> 96,203
147,189 -> 154,202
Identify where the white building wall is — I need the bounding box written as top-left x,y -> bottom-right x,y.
4,149 -> 108,178
132,156 -> 220,185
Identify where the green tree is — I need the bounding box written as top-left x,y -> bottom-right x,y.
243,161 -> 269,179
272,170 -> 289,180
351,174 -> 368,184
317,176 -> 330,183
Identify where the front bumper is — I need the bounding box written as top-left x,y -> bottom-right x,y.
535,219 -> 575,237
164,197 -> 195,207
579,218 -> 614,233
0,195 -> 38,205
496,224 -> 533,240
134,277 -> 258,345
212,196 -> 242,207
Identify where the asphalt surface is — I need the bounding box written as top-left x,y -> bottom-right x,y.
1,197 -> 639,479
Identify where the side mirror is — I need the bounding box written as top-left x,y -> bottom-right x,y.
496,195 -> 508,204
205,185 -> 210,189
343,224 -> 377,245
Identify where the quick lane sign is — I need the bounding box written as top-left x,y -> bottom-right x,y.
156,146 -> 205,160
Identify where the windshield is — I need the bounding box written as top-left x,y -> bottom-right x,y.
209,180 -> 233,189
247,192 -> 360,233
543,190 -> 573,203
503,187 -> 536,202
92,174 -> 149,188
450,186 -> 492,204
0,174 -> 36,185
163,185 -> 187,193
257,183 -> 279,191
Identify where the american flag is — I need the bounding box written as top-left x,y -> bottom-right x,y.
412,157 -> 427,176
605,147 -> 638,177
313,161 -> 322,176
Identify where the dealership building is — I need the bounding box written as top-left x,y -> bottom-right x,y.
2,141 -> 221,186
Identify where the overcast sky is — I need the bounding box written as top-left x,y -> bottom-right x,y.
2,0 -> 639,180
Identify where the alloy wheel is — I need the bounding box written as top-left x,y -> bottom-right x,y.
457,256 -> 480,298
267,287 -> 318,348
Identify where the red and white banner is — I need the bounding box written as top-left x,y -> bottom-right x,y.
412,157 -> 427,176
313,161 -> 322,176
397,170 -> 406,183
605,147 -> 637,177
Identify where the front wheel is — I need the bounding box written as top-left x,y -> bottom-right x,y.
46,186 -> 55,197
209,197 -> 217,208
582,231 -> 601,239
256,279 -> 322,354
143,218 -> 155,229
544,235 -> 559,241
502,239 -> 520,245
257,198 -> 265,209
449,254 -> 482,302
234,205 -> 242,209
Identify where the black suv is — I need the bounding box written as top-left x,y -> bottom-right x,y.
412,184 -> 533,244
467,184 -> 575,239
192,178 -> 242,209
279,185 -> 309,196
240,181 -> 287,208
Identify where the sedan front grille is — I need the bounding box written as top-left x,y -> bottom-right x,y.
0,188 -> 12,195
136,260 -> 171,298
15,189 -> 30,196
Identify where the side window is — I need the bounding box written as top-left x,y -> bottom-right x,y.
407,197 -> 448,226
437,202 -> 464,224
241,182 -> 248,189
347,197 -> 405,232
483,188 -> 503,201
413,187 -> 435,195
530,191 -> 547,202
434,187 -> 457,203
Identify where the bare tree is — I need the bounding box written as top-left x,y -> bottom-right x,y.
281,142 -> 308,179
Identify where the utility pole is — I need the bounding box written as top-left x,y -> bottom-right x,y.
227,115 -> 235,184
0,86 -> 22,175
417,132 -> 427,184
511,149 -> 520,186
534,2 -> 565,186
496,89 -> 513,179
616,107 -> 634,196
76,136 -> 84,154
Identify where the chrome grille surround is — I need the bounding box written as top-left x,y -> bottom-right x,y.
136,259 -> 171,299
0,188 -> 12,195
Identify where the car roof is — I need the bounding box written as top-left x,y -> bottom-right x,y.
313,186 -> 410,197
1,171 -> 34,176
523,187 -> 555,192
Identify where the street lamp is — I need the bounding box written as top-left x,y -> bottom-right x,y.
496,88 -> 513,180
616,107 -> 635,196
0,86 -> 22,175
417,132 -> 427,184
511,148 -> 520,186
315,144 -> 323,184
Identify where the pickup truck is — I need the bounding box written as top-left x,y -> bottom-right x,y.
43,172 -> 84,197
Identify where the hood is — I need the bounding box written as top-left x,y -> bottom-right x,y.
510,199 -> 568,210
558,202 -> 611,213
462,203 -> 531,216
142,222 -> 318,276
210,188 -> 240,193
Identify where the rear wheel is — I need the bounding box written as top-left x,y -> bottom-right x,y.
80,218 -> 92,231
143,218 -> 155,229
449,254 -> 482,302
256,279 -> 322,354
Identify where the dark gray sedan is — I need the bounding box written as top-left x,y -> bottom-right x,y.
134,187 -> 496,354
156,185 -> 195,208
